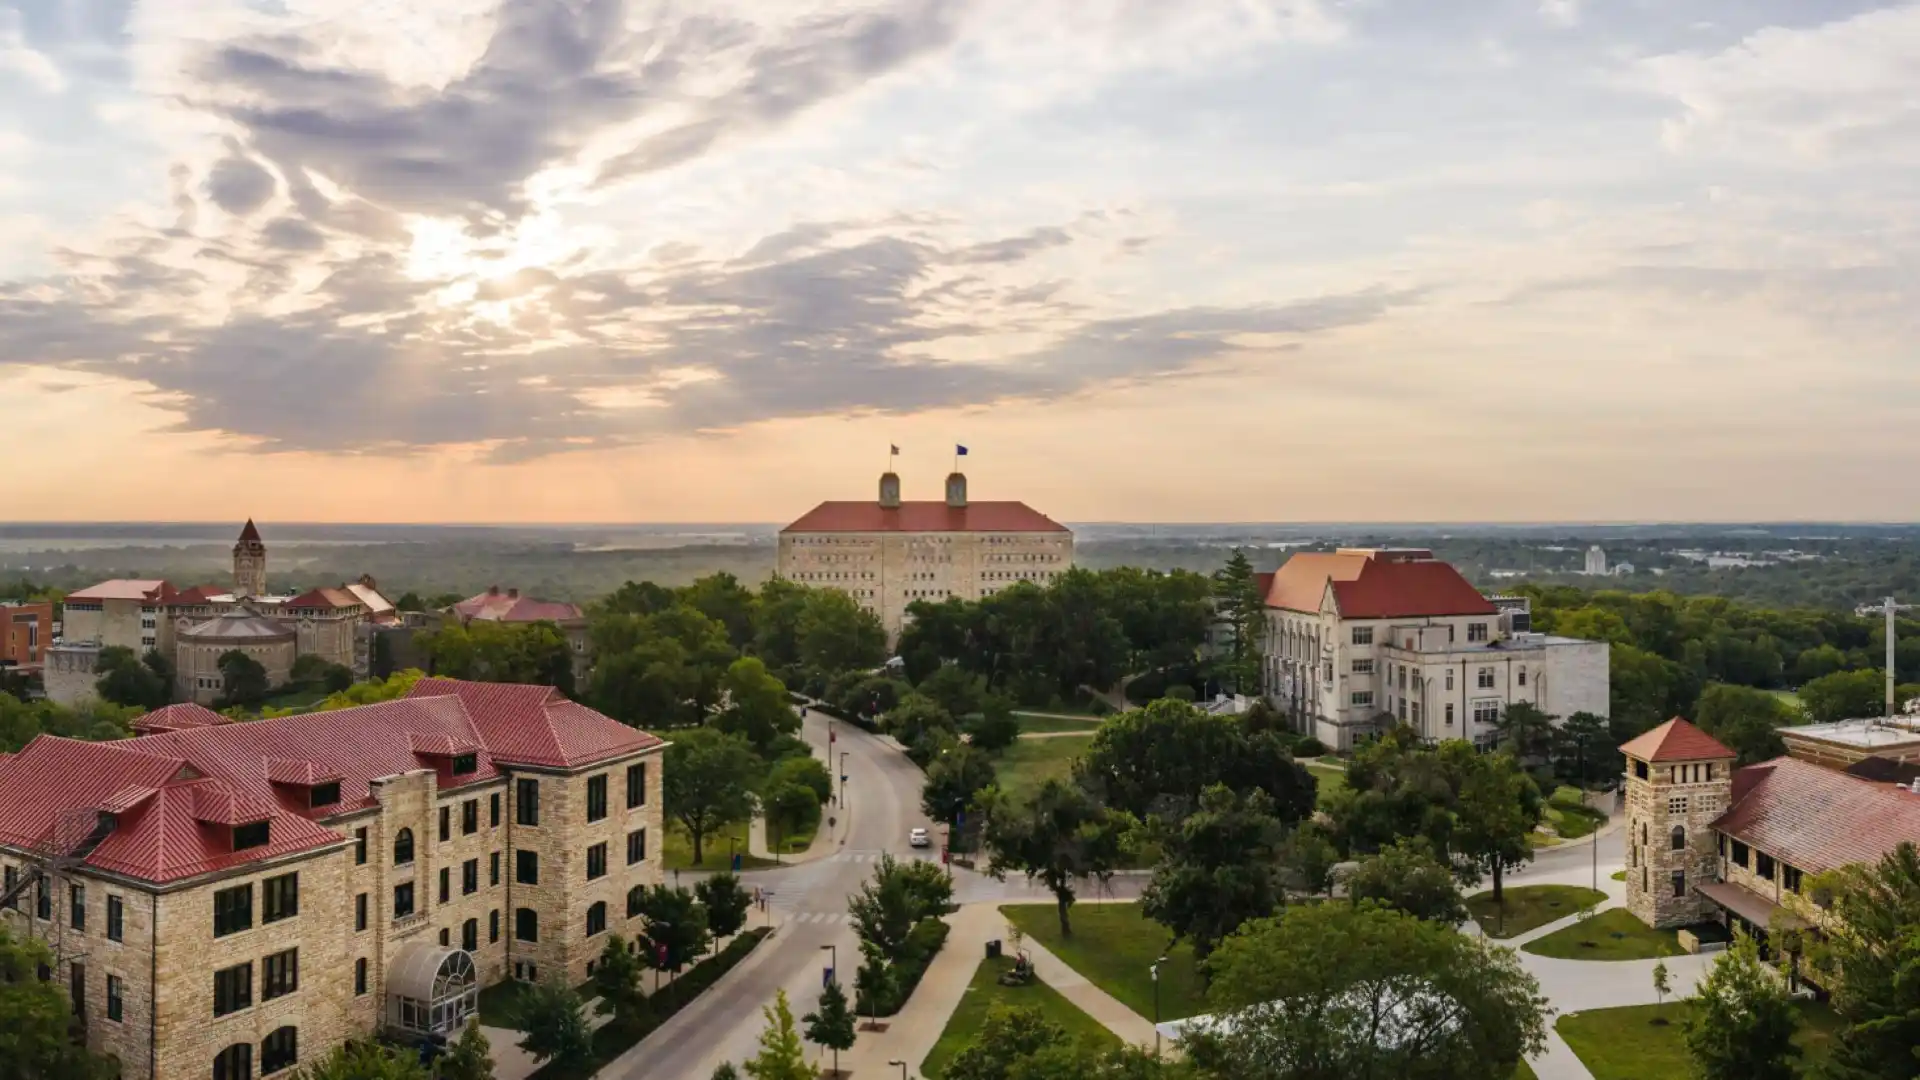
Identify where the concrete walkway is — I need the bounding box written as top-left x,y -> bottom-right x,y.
1013,730 -> 1099,741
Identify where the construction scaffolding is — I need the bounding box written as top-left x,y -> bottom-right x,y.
0,807 -> 114,999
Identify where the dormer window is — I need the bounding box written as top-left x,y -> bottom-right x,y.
234,821 -> 270,851
310,782 -> 341,809
453,754 -> 478,776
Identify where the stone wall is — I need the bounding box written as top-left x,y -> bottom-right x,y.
1625,754 -> 1734,928
44,642 -> 102,708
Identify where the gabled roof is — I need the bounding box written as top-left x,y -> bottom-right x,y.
179,610 -> 296,642
453,588 -> 584,625
66,579 -> 175,603
1716,755 -> 1920,875
133,703 -> 227,735
284,587 -> 363,611
406,678 -> 663,769
1264,550 -> 1496,619
782,501 -> 1069,534
1619,718 -> 1734,763
167,584 -> 229,606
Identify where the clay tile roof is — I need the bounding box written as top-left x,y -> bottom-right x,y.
405,678 -> 663,769
167,585 -> 226,606
98,785 -> 160,815
66,579 -> 175,603
1715,755 -> 1920,874
133,703 -> 227,735
237,519 -> 262,544
451,590 -> 585,624
285,587 -> 361,610
781,501 -> 1069,534
264,758 -> 343,786
1619,717 -> 1735,762
1263,550 -> 1496,619
408,731 -> 480,758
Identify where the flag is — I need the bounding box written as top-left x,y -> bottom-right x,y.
955,444 -> 969,456
890,444 -> 900,455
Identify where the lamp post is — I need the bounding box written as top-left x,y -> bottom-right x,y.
1151,955 -> 1167,1058
840,750 -> 852,827
887,1060 -> 908,1080
820,943 -> 838,983
728,834 -> 738,871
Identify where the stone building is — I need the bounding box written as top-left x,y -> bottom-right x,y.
0,677 -> 665,1080
175,610 -> 299,705
445,587 -> 592,687
1621,719 -> 1737,928
779,470 -> 1073,639
1260,549 -> 1610,750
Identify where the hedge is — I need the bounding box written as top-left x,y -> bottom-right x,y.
524,928 -> 773,1080
856,917 -> 950,1017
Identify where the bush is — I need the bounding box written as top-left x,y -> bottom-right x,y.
1164,683 -> 1196,702
854,917 -> 949,1016
1295,737 -> 1327,758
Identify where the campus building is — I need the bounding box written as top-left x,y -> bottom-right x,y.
0,678 -> 665,1080
779,470 -> 1073,638
1260,549 -> 1610,750
1,599 -> 53,670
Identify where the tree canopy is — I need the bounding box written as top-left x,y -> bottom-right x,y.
1075,699 -> 1315,825
985,778 -> 1131,937
662,728 -> 761,867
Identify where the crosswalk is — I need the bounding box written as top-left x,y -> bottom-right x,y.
783,910 -> 852,925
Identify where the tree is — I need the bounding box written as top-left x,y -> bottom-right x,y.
1552,711 -> 1611,786
592,933 -> 649,1030
763,781 -> 820,850
1799,668 -> 1885,725
1452,752 -> 1542,902
743,989 -> 817,1080
436,1023 -> 496,1080
848,854 -> 942,958
316,668 -> 424,710
1142,785 -> 1286,961
1651,960 -> 1670,1009
289,1042 -> 431,1080
921,743 -> 996,828
217,648 -> 271,708
770,754 -> 834,804
714,656 -> 799,750
1684,934 -> 1800,1080
681,572 -> 761,651
963,693 -> 1021,751
1692,683 -> 1796,765
514,979 -> 593,1071
1816,842 -> 1920,1080
918,662 -> 984,718
710,1066 -> 742,1080
635,884 -> 713,972
1283,821 -> 1340,898
0,926 -> 115,1080
1493,702 -> 1557,764
419,619 -> 576,693
985,778 -> 1131,937
696,872 -> 752,940
663,728 -> 761,866
95,644 -> 168,709
1342,838 -> 1468,926
945,1004 -> 1068,1080
1181,903 -> 1549,1080
1077,699 -> 1315,824
853,939 -> 894,1025
371,630 -> 397,679
796,590 -> 886,678
1211,548 -> 1267,695
882,693 -> 957,751
802,978 -> 857,1077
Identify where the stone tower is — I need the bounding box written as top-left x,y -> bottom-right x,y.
1620,717 -> 1736,928
878,471 -> 901,509
945,471 -> 967,508
232,518 -> 267,598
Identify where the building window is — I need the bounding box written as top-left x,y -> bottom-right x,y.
490,910 -> 500,944
1668,796 -> 1689,815
463,918 -> 478,952
355,827 -> 368,865
515,908 -> 539,943
1756,852 -> 1776,880
70,962 -> 84,1017
490,793 -> 501,828
1671,870 -> 1687,898
439,806 -> 451,843
627,763 -> 647,809
1,866 -> 16,912
439,868 -> 450,904
516,850 -> 539,885
587,843 -> 607,880
628,886 -> 645,919
490,852 -> 501,887
309,782 -> 340,809
439,928 -> 450,947
107,895 -> 123,942
463,859 -> 479,895
587,775 -> 608,822
107,974 -> 123,1022
1350,691 -> 1374,708
234,821 -> 270,850
454,753 -> 478,776
1467,622 -> 1489,643
394,882 -> 415,919
355,958 -> 368,996
262,949 -> 298,1000
462,800 -> 479,835
262,873 -> 298,923
1670,826 -> 1686,850
1516,667 -> 1527,687
1351,626 -> 1374,645
586,902 -> 607,937
1444,703 -> 1455,726
356,893 -> 368,932
262,1026 -> 297,1075
213,885 -> 253,938
1782,864 -> 1803,893
1635,760 -> 1649,780
214,1044 -> 252,1080
394,828 -> 414,865
1476,667 -> 1495,689
628,829 -> 647,866
1350,658 -> 1374,675
1473,700 -> 1501,725
70,884 -> 84,931
214,962 -> 252,1016
516,779 -> 539,826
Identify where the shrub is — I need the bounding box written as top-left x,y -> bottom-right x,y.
854,917 -> 950,1016
1164,683 -> 1197,702
1295,737 -> 1327,758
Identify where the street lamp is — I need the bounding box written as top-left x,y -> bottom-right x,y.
820,943 -> 838,983
887,1061 -> 908,1080
841,751 -> 852,822
1151,955 -> 1167,1058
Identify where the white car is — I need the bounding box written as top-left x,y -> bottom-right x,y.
908,827 -> 931,848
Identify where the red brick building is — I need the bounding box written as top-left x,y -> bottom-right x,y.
0,600 -> 53,670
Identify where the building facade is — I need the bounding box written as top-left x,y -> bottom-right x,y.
779,471 -> 1073,639
0,678 -> 665,1080
175,611 -> 299,705
1,599 -> 53,669
1261,549 -> 1610,750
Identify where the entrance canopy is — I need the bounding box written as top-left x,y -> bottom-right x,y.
386,943 -> 477,1038
1697,881 -> 1808,932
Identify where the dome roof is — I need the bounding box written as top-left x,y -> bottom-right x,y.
180,610 -> 295,643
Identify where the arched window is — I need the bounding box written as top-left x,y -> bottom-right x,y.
587,901 -> 607,937
261,1027 -> 298,1075
1670,825 -> 1686,851
1641,823 -> 1648,846
516,907 -> 538,943
462,918 -> 478,952
214,1042 -> 252,1080
628,885 -> 645,919
393,828 -> 414,865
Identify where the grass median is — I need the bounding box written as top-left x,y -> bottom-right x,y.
1464,885 -> 1606,939
920,954 -> 1119,1078
999,901 -> 1208,1023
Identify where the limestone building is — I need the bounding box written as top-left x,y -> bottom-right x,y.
446,587 -> 592,687
779,470 -> 1073,638
1260,549 -> 1609,750
0,678 -> 665,1080
175,610 -> 299,705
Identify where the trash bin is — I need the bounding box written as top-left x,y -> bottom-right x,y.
985,939 -> 1002,959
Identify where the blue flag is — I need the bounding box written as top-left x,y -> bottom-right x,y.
955,444 -> 969,456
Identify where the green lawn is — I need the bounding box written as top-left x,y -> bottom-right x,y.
662,821 -> 775,871
1515,1060 -> 1538,1080
920,955 -> 1120,1078
1000,902 -> 1208,1023
1307,762 -> 1347,808
1014,712 -> 1106,734
1557,1000 -> 1841,1080
765,815 -> 819,856
991,735 -> 1092,802
1465,885 -> 1606,939
1523,907 -> 1685,960
1544,798 -> 1606,840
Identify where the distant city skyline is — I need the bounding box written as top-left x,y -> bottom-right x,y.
3,1 -> 1917,523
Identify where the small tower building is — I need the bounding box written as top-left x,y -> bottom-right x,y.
232,518 -> 268,598
1620,718 -> 1736,928
945,471 -> 967,508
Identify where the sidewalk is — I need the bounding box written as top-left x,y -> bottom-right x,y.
749,809 -> 839,865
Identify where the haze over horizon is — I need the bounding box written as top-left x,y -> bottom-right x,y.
3,0 -> 1917,524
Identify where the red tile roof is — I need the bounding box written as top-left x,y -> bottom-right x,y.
1619,718 -> 1735,763
782,501 -> 1069,534
0,679 -> 662,885
133,703 -> 227,735
66,579 -> 176,603
452,588 -> 585,624
284,587 -> 362,611
166,585 -> 227,606
1263,550 -> 1496,619
1715,755 -> 1920,874
237,519 -> 262,545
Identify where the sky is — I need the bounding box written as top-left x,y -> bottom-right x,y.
1,0 -> 1917,525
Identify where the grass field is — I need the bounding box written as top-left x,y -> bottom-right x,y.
1307,762 -> 1348,808
1544,799 -> 1606,840
1014,712 -> 1106,734
1465,885 -> 1606,939
1557,1000 -> 1841,1080
1523,907 -> 1686,960
662,821 -> 775,871
920,955 -> 1120,1078
1000,902 -> 1209,1023
992,735 -> 1092,801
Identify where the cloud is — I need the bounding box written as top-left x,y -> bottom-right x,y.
0,9 -> 66,94
205,151 -> 278,215
1538,0 -> 1579,28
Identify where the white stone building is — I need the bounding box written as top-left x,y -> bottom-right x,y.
1584,545 -> 1608,576
778,471 -> 1073,639
1261,549 -> 1610,750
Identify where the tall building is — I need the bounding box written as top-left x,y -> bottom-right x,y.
1261,548 -> 1609,750
233,520 -> 268,598
0,599 -> 53,670
779,470 -> 1073,638
1584,545 -> 1608,576
0,678 -> 665,1080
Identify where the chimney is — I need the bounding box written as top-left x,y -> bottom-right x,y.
507,588 -> 519,599
487,585 -> 500,596
1909,778 -> 1920,795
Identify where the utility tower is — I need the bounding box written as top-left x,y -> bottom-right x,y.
1858,595 -> 1913,718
